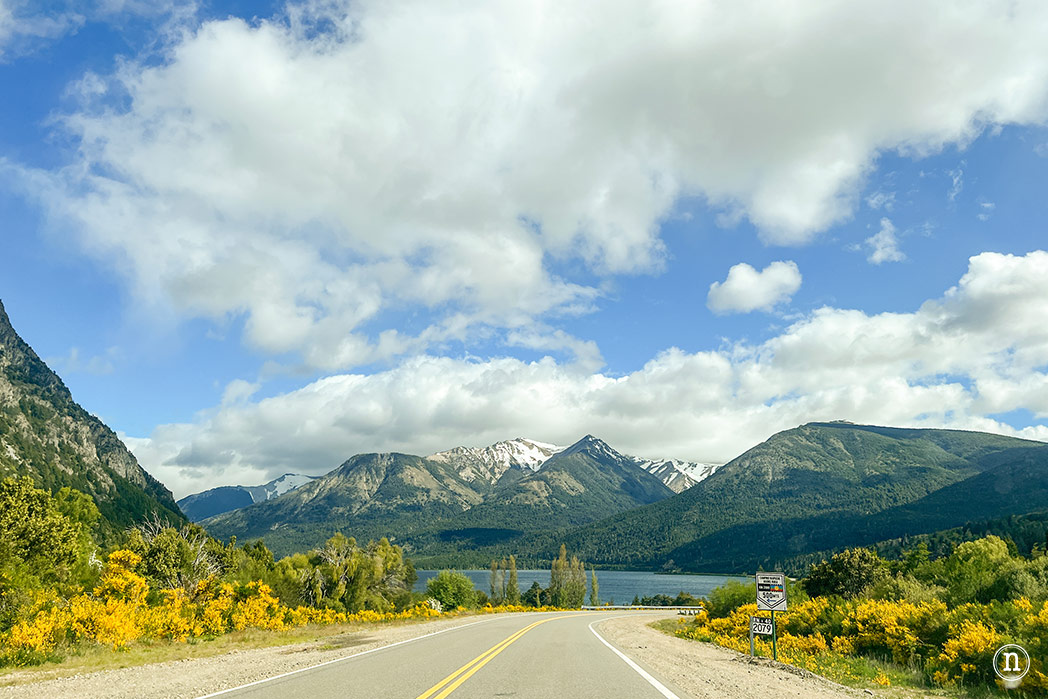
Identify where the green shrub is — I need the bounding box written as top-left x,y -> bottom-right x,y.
426,570 -> 476,610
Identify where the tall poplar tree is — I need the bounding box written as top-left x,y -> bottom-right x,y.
549,544 -> 568,607
506,555 -> 520,604
489,559 -> 504,604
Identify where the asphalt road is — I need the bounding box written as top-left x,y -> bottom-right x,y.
200,611 -> 688,699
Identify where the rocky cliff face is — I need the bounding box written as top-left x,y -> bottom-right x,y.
0,299 -> 183,529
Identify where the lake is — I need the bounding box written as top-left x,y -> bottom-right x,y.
415,569 -> 748,604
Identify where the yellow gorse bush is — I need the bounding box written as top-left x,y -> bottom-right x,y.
0,550 -> 442,664
925,619 -> 1000,687
676,593 -> 1048,692
0,549 -> 565,666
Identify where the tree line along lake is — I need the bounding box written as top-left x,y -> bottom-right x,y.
414,569 -> 748,604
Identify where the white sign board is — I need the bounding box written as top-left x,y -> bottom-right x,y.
750,616 -> 774,636
756,572 -> 787,611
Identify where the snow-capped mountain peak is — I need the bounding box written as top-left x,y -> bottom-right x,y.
257,473 -> 319,500
629,456 -> 721,493
428,437 -> 565,484
428,435 -> 716,493
177,472 -> 320,522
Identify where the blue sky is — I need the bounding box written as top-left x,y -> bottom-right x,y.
2,0 -> 1048,498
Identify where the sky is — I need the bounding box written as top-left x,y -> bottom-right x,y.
2,0 -> 1048,499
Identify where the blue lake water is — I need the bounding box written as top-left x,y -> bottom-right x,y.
415,569 -> 747,604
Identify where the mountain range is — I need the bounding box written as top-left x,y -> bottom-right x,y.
177,473 -> 319,521
201,435 -> 686,559
554,422 -> 1048,573
197,423 -> 1048,570
0,299 -> 183,534
182,437 -> 718,522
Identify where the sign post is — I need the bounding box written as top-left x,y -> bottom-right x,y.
749,616 -> 773,656
756,572 -> 787,661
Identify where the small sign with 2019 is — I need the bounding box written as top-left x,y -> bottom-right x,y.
750,616 -> 774,636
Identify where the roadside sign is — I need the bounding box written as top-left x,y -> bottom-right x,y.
756,572 -> 787,611
750,617 -> 773,636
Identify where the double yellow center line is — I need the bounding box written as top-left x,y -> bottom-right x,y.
415,615 -> 573,699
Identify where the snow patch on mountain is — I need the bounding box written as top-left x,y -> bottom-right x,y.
630,457 -> 721,493
429,437 -> 565,484
429,435 -> 716,493
245,473 -> 319,503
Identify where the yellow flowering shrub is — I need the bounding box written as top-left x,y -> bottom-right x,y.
3,606 -> 67,663
842,600 -> 924,663
926,619 -> 1000,687
831,635 -> 854,654
142,590 -> 195,641
778,631 -> 828,656
195,581 -> 235,636
674,592 -> 1048,693
93,550 -> 147,605
229,582 -> 286,632
1,568 -> 478,666
479,604 -> 564,614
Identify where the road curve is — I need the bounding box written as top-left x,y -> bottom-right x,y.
199,611 -> 688,699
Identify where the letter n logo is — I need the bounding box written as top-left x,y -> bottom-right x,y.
994,644 -> 1030,685
1001,652 -> 1021,673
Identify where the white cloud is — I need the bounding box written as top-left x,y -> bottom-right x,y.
978,201 -> 996,221
865,218 -> 906,264
865,191 -> 896,211
707,261 -> 802,314
0,0 -> 83,58
45,346 -> 119,375
14,0 -> 1048,369
0,0 -> 186,60
948,167 -> 965,202
132,250 -> 1048,499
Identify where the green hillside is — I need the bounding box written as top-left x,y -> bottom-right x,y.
780,509 -> 1048,575
553,422 -> 1048,572
0,299 -> 184,533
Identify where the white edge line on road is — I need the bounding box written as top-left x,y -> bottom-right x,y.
588,616 -> 682,699
194,616 -> 503,699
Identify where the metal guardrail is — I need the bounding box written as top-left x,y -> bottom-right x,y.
581,605 -> 704,614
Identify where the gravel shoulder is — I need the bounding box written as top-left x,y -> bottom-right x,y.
595,613 -> 877,699
0,613 -> 513,699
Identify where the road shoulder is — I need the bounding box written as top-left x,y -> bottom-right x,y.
594,613 -> 871,699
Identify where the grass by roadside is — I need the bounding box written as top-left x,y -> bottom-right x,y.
649,619 -> 1004,699
0,614 -> 452,689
